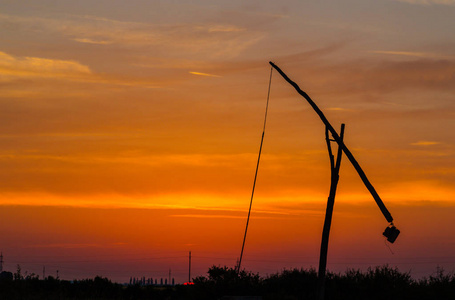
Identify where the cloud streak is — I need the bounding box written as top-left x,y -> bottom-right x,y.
370,50 -> 454,60
395,0 -> 455,6
189,71 -> 221,77
72,38 -> 112,45
0,51 -> 162,88
0,51 -> 91,79
0,13 -> 263,59
411,141 -> 441,146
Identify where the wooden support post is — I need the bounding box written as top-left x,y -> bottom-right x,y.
318,124 -> 345,300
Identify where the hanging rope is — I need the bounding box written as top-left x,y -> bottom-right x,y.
237,67 -> 273,273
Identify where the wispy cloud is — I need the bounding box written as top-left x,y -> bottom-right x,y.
370,50 -> 453,59
27,242 -> 127,249
0,13 -> 263,59
189,71 -> 221,77
170,214 -> 244,219
411,141 -> 441,146
203,24 -> 246,33
394,0 -> 455,6
0,51 -> 161,87
170,214 -> 286,220
294,55 -> 455,95
327,107 -> 354,112
0,51 -> 91,79
72,38 -> 112,45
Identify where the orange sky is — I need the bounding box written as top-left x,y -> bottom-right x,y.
1,0 -> 455,283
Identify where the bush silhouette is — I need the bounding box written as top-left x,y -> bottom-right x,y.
192,265 -> 261,299
0,265 -> 454,299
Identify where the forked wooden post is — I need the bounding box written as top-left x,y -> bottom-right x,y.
318,124 -> 345,300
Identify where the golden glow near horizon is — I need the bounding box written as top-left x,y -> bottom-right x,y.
0,0 -> 454,282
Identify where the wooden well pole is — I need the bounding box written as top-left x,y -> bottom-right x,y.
317,124 -> 345,300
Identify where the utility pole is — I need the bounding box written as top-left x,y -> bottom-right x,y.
317,124 -> 345,300
188,251 -> 191,282
0,252 -> 3,273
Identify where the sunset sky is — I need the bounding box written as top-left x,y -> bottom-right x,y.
1,0 -> 455,283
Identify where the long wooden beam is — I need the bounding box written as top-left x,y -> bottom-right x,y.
269,61 -> 393,223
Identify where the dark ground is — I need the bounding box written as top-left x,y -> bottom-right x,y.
0,265 -> 454,299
